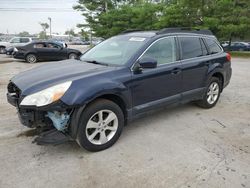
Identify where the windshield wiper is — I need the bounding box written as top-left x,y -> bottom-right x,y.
84,60 -> 109,66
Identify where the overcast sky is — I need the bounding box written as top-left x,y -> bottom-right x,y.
0,0 -> 85,34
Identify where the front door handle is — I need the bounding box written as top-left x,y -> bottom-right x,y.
171,68 -> 182,74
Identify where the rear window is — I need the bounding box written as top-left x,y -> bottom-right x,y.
179,37 -> 203,59
205,38 -> 222,54
46,43 -> 61,49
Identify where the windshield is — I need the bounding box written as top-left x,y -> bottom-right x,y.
80,35 -> 148,65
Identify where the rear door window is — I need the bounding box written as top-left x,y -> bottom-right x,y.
46,43 -> 61,49
179,37 -> 203,59
34,43 -> 46,48
20,38 -> 30,43
205,38 -> 222,54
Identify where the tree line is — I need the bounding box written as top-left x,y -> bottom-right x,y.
74,0 -> 250,43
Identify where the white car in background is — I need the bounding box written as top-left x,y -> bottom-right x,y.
0,37 -> 35,54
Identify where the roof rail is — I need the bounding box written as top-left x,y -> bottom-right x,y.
121,29 -> 143,34
156,27 -> 213,35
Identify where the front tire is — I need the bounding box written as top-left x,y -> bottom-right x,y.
196,77 -> 221,108
0,47 -> 6,54
68,53 -> 78,59
76,99 -> 124,152
26,54 -> 37,63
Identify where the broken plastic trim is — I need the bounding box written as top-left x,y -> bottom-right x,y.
34,129 -> 70,145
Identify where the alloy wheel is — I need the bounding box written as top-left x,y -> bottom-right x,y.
85,110 -> 118,145
207,82 -> 219,104
27,54 -> 36,63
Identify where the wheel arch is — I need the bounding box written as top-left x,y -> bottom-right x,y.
95,94 -> 127,122
69,93 -> 129,139
211,72 -> 224,91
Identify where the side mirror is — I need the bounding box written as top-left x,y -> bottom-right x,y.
133,57 -> 157,74
138,57 -> 157,69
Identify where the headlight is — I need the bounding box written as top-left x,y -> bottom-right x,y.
13,47 -> 18,52
20,81 -> 72,107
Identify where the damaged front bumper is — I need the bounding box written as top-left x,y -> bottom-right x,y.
7,82 -> 73,130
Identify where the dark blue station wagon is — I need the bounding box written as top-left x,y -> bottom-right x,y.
7,28 -> 232,151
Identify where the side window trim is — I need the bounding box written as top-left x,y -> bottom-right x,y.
131,36 -> 178,71
200,38 -> 209,56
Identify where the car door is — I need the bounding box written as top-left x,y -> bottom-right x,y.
130,36 -> 182,114
45,43 -> 68,60
33,42 -> 50,60
178,36 -> 210,102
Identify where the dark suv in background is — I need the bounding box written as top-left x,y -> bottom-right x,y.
7,28 -> 232,151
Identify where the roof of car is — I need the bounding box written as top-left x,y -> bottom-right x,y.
120,28 -> 215,38
30,41 -> 62,44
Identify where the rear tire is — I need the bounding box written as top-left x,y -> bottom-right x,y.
26,54 -> 37,63
76,99 -> 124,152
196,77 -> 222,109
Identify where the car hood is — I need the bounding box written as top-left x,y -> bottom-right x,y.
0,42 -> 9,47
11,59 -> 115,95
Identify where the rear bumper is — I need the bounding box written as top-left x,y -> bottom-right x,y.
224,67 -> 232,88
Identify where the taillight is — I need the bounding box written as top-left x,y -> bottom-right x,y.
226,53 -> 231,62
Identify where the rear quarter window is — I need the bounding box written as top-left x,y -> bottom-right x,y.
205,38 -> 222,54
179,37 -> 203,59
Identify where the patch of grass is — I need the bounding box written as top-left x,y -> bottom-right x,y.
229,51 -> 250,58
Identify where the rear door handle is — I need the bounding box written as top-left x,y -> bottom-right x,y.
171,68 -> 182,74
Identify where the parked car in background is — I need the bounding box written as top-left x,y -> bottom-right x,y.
92,37 -> 104,45
226,42 -> 250,51
48,39 -> 68,48
68,41 -> 90,45
221,41 -> 229,47
13,41 -> 82,63
7,28 -> 232,151
0,37 -> 35,54
5,46 -> 15,55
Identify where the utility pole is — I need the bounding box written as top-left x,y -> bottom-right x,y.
48,17 -> 52,38
105,1 -> 108,12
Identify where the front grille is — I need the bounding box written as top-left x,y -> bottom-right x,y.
7,82 -> 21,98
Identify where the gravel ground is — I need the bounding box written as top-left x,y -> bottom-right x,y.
0,54 -> 249,188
